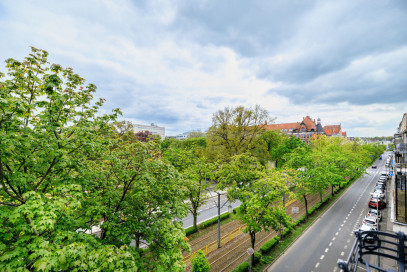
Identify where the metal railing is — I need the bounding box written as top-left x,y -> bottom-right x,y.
338,230 -> 407,272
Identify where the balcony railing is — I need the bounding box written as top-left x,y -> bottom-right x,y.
338,230 -> 407,272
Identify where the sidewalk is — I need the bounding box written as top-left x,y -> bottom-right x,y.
380,168 -> 407,270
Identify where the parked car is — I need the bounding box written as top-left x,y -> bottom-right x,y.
372,192 -> 385,199
379,175 -> 387,180
376,182 -> 386,188
357,223 -> 377,243
375,185 -> 385,191
369,198 -> 386,209
363,215 -> 378,227
372,165 -> 377,169
367,209 -> 382,222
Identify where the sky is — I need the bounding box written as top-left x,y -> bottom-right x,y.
0,0 -> 406,137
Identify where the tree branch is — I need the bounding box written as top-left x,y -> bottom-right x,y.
34,157 -> 57,191
23,214 -> 40,236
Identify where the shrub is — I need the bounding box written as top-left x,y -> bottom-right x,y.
186,226 -> 198,236
259,236 -> 280,254
233,261 -> 249,272
200,213 -> 230,228
253,252 -> 262,265
295,215 -> 306,225
281,227 -> 292,238
191,250 -> 210,272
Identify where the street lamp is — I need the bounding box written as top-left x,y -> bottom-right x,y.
206,189 -> 232,248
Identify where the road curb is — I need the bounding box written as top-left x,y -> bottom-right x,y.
263,175 -> 363,271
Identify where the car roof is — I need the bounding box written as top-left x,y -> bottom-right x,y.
360,224 -> 375,231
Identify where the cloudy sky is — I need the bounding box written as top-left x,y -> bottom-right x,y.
1,0 -> 406,137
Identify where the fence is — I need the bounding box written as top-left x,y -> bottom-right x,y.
183,224 -> 247,263
183,198 -> 297,264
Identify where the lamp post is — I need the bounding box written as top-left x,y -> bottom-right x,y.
206,189 -> 232,248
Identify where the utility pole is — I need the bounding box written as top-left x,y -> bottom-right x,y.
217,192 -> 221,248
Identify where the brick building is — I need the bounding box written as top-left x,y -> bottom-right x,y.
263,116 -> 346,142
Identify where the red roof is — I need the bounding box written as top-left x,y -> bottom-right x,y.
323,125 -> 341,136
263,116 -> 318,133
263,122 -> 300,131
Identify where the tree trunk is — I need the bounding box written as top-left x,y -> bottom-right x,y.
331,184 -> 334,197
303,194 -> 308,220
250,231 -> 256,266
193,211 -> 198,229
136,233 -> 140,248
319,191 -> 322,203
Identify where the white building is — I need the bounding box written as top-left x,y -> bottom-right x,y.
134,123 -> 165,139
176,132 -> 189,140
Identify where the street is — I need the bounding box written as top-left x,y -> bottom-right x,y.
266,157 -> 388,272
182,192 -> 242,229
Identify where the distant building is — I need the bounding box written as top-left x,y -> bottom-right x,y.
176,132 -> 189,140
262,116 -> 346,142
395,113 -> 407,163
134,123 -> 165,139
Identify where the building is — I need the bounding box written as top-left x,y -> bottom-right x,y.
395,113 -> 407,163
262,116 -> 346,142
323,124 -> 344,137
134,123 -> 165,139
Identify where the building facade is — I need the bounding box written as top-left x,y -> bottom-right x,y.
134,123 -> 165,139
263,116 -> 346,142
395,113 -> 407,163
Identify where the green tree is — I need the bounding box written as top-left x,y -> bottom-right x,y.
191,250 -> 210,272
230,168 -> 291,266
283,147 -> 315,220
163,142 -> 213,230
273,136 -> 305,168
206,105 -> 270,161
217,153 -> 263,194
83,125 -> 190,271
0,48 -> 141,271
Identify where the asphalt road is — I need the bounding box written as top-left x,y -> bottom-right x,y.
182,193 -> 242,229
266,157 -> 388,272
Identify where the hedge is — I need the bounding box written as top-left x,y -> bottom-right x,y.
200,212 -> 230,228
185,226 -> 198,236
186,212 -> 232,236
253,252 -> 261,265
281,227 -> 292,238
233,261 -> 249,272
259,236 -> 280,254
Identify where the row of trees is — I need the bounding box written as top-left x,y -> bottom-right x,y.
0,48 -> 385,271
162,106 -> 385,266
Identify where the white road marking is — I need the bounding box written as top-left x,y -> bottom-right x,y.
341,252 -> 345,256
315,263 -> 320,268
325,248 -> 329,252
344,245 -> 348,249
332,237 -> 336,241
336,232 -> 339,236
329,242 -> 333,246
347,239 -> 350,243
320,255 -> 325,260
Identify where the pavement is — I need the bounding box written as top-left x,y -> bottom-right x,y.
380,161 -> 407,271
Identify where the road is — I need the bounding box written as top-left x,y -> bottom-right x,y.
181,191 -> 242,229
266,156 -> 389,272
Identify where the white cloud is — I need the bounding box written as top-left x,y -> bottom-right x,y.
0,0 -> 405,136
